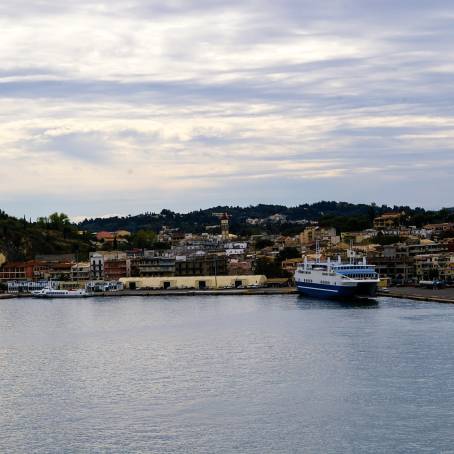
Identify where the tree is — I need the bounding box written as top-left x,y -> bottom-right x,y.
254,258 -> 290,278
36,217 -> 49,228
277,247 -> 300,262
255,239 -> 274,250
131,230 -> 157,249
48,213 -> 71,230
153,241 -> 171,250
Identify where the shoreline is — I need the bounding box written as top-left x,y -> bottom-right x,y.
4,287 -> 298,299
3,287 -> 454,304
96,288 -> 299,297
0,294 -> 17,299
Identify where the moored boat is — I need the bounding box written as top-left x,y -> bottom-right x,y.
294,250 -> 379,299
31,288 -> 88,298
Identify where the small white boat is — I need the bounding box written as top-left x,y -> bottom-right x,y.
31,288 -> 88,298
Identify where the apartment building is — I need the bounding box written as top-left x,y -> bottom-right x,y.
175,254 -> 228,276
373,212 -> 404,230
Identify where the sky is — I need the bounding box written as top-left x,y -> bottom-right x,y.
1,0 -> 453,220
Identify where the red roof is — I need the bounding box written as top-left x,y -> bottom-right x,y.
96,231 -> 115,241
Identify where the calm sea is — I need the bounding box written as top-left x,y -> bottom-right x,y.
1,295 -> 453,453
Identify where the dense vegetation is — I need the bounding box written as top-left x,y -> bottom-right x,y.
79,202 -> 454,234
0,210 -> 93,261
254,247 -> 301,278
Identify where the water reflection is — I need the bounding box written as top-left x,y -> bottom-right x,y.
295,295 -> 379,310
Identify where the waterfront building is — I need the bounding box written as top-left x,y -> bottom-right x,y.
175,254 -> 228,276
368,245 -> 415,284
47,261 -> 73,281
90,252 -> 105,280
414,253 -> 454,282
0,260 -> 50,282
120,274 -> 266,290
366,241 -> 448,284
136,251 -> 175,277
89,251 -> 131,280
104,256 -> 130,281
71,263 -> 90,281
90,252 -> 104,280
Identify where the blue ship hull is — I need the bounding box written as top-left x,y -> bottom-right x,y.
296,282 -> 377,299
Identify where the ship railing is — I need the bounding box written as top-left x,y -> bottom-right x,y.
340,274 -> 379,281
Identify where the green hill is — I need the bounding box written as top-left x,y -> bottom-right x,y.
78,201 -> 452,235
0,211 -> 93,261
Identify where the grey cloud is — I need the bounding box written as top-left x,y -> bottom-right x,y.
23,131 -> 114,163
1,0 -> 454,216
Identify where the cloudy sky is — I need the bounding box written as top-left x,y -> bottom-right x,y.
1,0 -> 453,219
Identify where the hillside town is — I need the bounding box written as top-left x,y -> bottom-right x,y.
1,210 -> 453,294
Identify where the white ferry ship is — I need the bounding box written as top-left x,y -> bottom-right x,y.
294,252 -> 379,299
31,288 -> 88,298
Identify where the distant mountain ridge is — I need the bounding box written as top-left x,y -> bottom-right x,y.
77,201 -> 449,234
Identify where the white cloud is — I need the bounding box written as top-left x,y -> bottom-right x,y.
0,1 -> 453,218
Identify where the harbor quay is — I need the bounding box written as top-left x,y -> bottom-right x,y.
379,286 -> 454,304
31,287 -> 298,298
